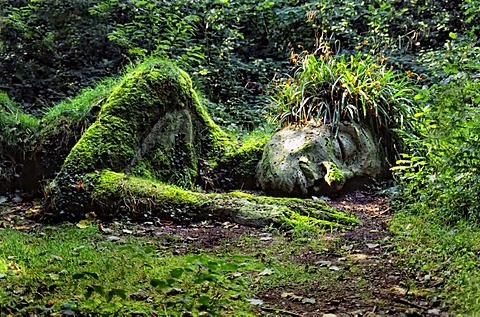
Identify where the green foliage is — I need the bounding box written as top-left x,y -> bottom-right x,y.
0,92 -> 39,151
391,214 -> 480,314
0,92 -> 40,182
89,0 -> 302,130
149,255 -> 256,315
0,224 -> 263,316
393,77 -> 480,223
281,213 -> 335,240
41,77 -> 118,146
90,0 -> 202,64
463,0 -> 480,37
0,0 -> 123,106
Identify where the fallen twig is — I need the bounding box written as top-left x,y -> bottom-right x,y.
397,298 -> 428,310
261,306 -> 304,317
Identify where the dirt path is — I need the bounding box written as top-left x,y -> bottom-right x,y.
252,191 -> 449,317
0,191 -> 450,316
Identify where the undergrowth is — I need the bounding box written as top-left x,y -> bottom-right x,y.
392,75 -> 480,314
391,214 -> 480,314
0,220 -> 341,316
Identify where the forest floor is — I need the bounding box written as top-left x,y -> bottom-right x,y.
0,190 -> 451,316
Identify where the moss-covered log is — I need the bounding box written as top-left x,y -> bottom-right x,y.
45,169 -> 357,228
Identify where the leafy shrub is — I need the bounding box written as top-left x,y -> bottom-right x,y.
0,0 -> 124,107
90,0 -> 310,130
270,40 -> 418,160
393,77 -> 480,222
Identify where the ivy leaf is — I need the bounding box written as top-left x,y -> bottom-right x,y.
169,268 -> 183,278
150,278 -> 169,289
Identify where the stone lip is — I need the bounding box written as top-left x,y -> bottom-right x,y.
256,123 -> 390,197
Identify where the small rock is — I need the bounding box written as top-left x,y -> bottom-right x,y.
427,309 -> 441,315
247,298 -> 264,306
259,268 -> 273,276
323,314 -> 337,317
315,260 -> 332,267
130,289 -> 150,301
302,297 -> 316,304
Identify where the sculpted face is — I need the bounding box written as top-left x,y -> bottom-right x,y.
256,123 -> 387,197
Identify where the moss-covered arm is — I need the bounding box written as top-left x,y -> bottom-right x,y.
46,170 -> 357,228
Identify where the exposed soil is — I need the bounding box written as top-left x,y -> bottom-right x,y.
0,190 -> 450,316
255,191 -> 450,317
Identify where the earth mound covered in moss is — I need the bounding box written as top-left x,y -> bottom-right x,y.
41,58 -> 355,228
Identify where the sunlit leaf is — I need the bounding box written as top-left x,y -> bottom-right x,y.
76,220 -> 90,229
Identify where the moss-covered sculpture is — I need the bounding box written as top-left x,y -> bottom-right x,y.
256,123 -> 388,197
42,58 -> 355,228
46,59 -> 227,211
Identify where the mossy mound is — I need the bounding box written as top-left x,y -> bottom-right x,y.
45,59 -> 231,215
208,132 -> 270,189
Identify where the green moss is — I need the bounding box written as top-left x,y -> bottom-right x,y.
191,89 -> 233,157
229,191 -> 302,204
57,59 -> 210,178
62,168 -> 357,228
225,191 -> 357,227
323,161 -> 345,187
88,170 -> 210,220
93,170 -> 204,204
48,58 -> 237,214
214,130 -> 270,188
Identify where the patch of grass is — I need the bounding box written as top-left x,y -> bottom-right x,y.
0,92 -> 40,183
41,76 -> 119,143
0,224 -> 265,316
0,215 -> 358,316
0,92 -> 40,151
391,213 -> 480,315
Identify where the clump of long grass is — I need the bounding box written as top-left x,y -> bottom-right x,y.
271,39 -> 418,159
0,92 -> 40,152
0,92 -> 40,183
